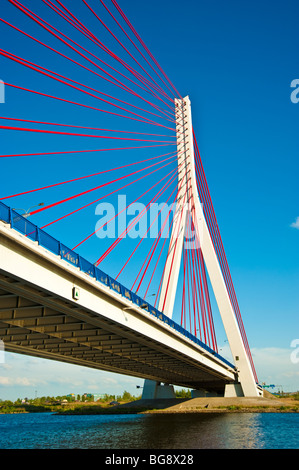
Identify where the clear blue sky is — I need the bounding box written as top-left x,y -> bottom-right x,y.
0,0 -> 298,399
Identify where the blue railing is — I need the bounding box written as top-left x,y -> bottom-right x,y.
0,200 -> 235,370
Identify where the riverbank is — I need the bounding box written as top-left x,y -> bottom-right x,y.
54,394 -> 299,414
1,394 -> 298,415
139,396 -> 299,413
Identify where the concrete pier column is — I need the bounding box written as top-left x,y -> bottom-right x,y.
142,380 -> 176,399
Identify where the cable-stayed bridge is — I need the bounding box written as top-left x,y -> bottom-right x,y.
0,0 -> 262,398
0,210 -> 237,396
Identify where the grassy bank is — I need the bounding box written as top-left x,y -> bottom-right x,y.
1,393 -> 298,415
0,390 -> 140,414
0,403 -> 59,414
55,396 -> 299,415
1,401 -> 298,415
0,400 -> 139,415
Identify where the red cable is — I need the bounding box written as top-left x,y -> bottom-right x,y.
152,170 -> 186,309
193,144 -> 235,347
152,211 -> 175,309
191,174 -> 217,350
0,17 -> 137,102
133,178 -> 179,293
185,194 -> 204,341
185,222 -> 192,333
194,140 -> 249,348
193,131 -> 257,379
95,166 -> 178,266
1,151 -> 176,200
39,0 -> 175,112
189,217 -> 203,342
99,0 -> 172,103
193,136 -> 243,329
0,144 -> 172,159
152,168 -> 185,307
187,213 -> 201,339
160,178 -> 190,313
190,217 -> 200,338
81,0 -> 171,104
180,248 -> 187,330
52,0 -> 174,110
0,49 -> 175,124
9,0 -> 156,105
0,15 -> 172,116
194,243 -> 208,344
116,177 -> 178,281
0,116 -> 175,137
188,199 -> 210,344
0,48 -> 173,125
186,215 -> 197,336
28,155 -> 177,216
111,0 -> 182,100
43,157 -> 178,232
4,82 -> 175,131
0,124 -> 175,143
142,192 -> 177,301
198,246 -> 217,352
192,220 -> 199,338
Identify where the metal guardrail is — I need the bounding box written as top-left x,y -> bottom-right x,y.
0,200 -> 236,370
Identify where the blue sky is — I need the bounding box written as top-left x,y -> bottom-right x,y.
0,0 -> 298,400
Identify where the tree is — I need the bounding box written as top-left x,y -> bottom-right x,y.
175,389 -> 191,398
122,390 -> 133,401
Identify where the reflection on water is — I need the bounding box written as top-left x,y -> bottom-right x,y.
0,412 -> 298,449
125,413 -> 264,449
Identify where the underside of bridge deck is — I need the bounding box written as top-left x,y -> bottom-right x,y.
0,272 -> 234,394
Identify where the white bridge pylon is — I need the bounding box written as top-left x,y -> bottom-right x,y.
143,96 -> 260,398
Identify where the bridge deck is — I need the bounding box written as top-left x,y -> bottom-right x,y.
0,202 -> 237,393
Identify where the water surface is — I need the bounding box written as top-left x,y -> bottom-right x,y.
0,412 -> 298,449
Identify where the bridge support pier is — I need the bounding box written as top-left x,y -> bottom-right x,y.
224,383 -> 244,397
142,379 -> 176,400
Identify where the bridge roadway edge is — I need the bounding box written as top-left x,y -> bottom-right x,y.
0,220 -> 237,393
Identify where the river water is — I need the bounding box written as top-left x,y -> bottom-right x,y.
0,412 -> 298,450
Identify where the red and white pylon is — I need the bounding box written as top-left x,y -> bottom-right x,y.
144,96 -> 260,398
